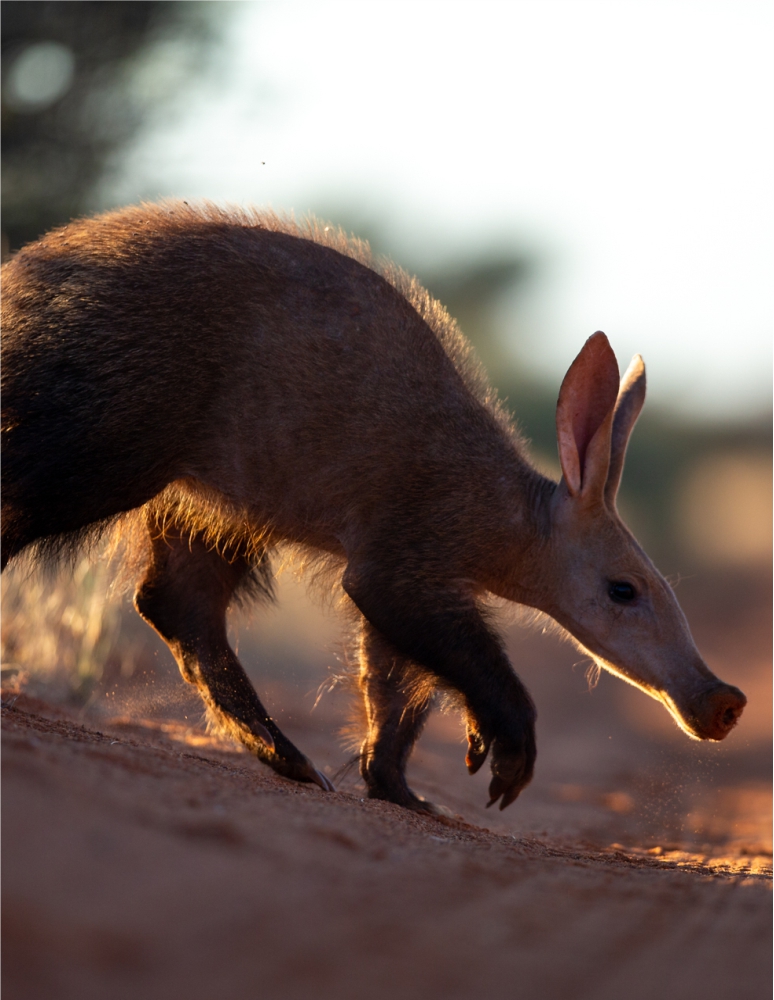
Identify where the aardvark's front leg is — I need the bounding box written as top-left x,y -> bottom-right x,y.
343,559 -> 536,810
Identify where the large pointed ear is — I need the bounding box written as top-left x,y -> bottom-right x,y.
556,332 -> 620,497
605,354 -> 646,505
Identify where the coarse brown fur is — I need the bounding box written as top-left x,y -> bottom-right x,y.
1,202 -> 746,811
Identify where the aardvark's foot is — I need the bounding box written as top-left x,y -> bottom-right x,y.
465,725 -> 535,810
277,752 -> 336,792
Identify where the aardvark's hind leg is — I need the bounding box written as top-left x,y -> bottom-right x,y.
133,520 -> 333,792
358,619 -> 438,812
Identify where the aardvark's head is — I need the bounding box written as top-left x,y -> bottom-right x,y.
537,332 -> 745,741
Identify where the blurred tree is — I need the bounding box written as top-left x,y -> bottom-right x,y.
1,0 -> 225,253
421,252 -> 533,381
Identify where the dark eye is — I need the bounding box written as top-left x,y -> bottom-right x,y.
608,581 -> 637,604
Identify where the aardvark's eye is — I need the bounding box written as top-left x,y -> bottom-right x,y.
608,581 -> 637,604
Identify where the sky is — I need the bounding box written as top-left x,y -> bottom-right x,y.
111,0 -> 773,421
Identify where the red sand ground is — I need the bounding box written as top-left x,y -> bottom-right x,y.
2,570 -> 771,999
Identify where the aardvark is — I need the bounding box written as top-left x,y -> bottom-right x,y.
0,202 -> 746,811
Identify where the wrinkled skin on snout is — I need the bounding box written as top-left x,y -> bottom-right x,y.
526,333 -> 746,743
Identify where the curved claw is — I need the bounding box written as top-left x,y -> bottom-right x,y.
465,730 -> 490,774
485,774 -> 509,809
498,784 -> 523,810
294,755 -> 335,792
310,766 -> 336,793
486,776 -> 524,811
254,721 -> 276,752
485,736 -> 536,810
420,799 -> 454,818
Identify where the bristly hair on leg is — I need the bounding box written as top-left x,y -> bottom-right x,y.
323,629 -> 366,755
230,546 -> 276,609
333,753 -> 364,787
12,511 -> 131,580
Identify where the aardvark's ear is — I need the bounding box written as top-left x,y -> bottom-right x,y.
605,354 -> 646,505
556,332 -> 620,497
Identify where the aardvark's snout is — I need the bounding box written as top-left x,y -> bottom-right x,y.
687,683 -> 747,741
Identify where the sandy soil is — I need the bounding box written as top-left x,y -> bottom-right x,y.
2,570 -> 772,1000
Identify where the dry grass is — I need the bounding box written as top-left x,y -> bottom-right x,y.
1,550 -> 130,702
